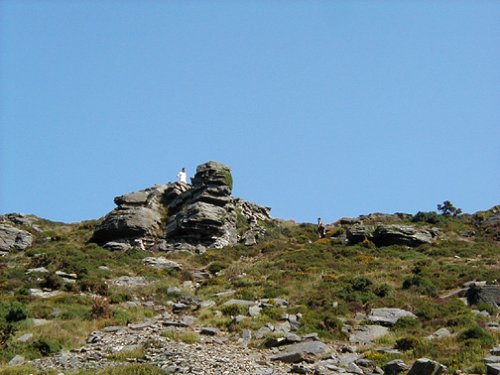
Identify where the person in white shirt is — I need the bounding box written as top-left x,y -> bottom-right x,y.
177,167 -> 187,184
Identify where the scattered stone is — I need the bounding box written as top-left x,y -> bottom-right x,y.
283,340 -> 327,355
271,351 -> 304,364
142,257 -> 182,271
112,276 -> 149,288
55,270 -> 78,279
30,288 -> 63,298
32,318 -> 50,326
407,358 -> 446,375
249,305 -> 262,317
8,355 -> 25,366
383,359 -> 409,375
102,241 -> 132,251
491,347 -> 500,355
368,308 -> 418,326
167,286 -> 181,295
17,333 -> 33,343
426,327 -> 452,340
350,325 -> 389,344
26,267 -> 49,274
200,300 -> 216,308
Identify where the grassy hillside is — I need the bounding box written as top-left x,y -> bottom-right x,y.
0,210 -> 498,374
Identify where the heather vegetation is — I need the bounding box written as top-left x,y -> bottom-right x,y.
0,204 -> 498,374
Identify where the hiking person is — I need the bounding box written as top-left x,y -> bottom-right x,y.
317,218 -> 326,239
177,167 -> 187,184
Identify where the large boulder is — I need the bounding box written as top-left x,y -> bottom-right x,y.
91,206 -> 163,244
0,224 -> 33,251
467,284 -> 500,308
407,358 -> 446,375
372,225 -> 437,247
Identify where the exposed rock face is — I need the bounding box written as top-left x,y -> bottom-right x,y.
91,161 -> 271,252
346,224 -> 438,247
0,224 -> 33,251
467,284 -> 500,308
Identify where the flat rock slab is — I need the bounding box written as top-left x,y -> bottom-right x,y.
368,308 -> 417,326
349,325 -> 389,344
142,257 -> 182,270
283,340 -> 327,355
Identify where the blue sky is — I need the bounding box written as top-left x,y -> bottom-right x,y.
1,1 -> 499,223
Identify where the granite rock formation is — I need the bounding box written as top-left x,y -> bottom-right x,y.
91,161 -> 271,252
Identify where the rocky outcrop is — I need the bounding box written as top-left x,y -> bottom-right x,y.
0,224 -> 33,251
91,161 -> 271,252
346,224 -> 438,247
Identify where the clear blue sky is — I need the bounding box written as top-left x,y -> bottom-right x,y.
1,1 -> 499,224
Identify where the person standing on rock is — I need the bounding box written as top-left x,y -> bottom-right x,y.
317,218 -> 326,239
177,167 -> 187,184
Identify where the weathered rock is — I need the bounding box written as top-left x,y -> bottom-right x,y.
346,224 -> 375,244
17,333 -> 33,343
26,267 -> 49,274
91,161 -> 272,252
0,224 -> 33,251
8,355 -> 25,366
407,358 -> 446,375
92,206 -> 163,244
484,356 -> 500,364
112,276 -> 149,288
426,327 -> 451,340
142,257 -> 182,271
102,241 -> 132,251
372,225 -> 437,247
492,347 -> 500,356
368,308 -> 417,326
346,223 -> 437,247
349,325 -> 389,344
383,359 -> 409,375
283,340 -> 327,355
467,284 -> 500,308
487,363 -> 500,375
271,351 -> 304,364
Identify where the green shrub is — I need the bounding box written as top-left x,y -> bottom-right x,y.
458,325 -> 495,346
402,275 -> 436,296
220,304 -> 248,317
412,211 -> 441,224
395,336 -> 421,351
5,302 -> 28,323
207,262 -> 226,275
33,337 -> 62,356
112,308 -> 133,326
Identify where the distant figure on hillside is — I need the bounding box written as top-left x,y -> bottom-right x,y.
177,167 -> 187,184
317,218 -> 326,239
